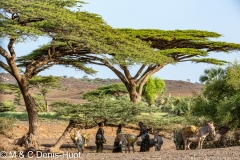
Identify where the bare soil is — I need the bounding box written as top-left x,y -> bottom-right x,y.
2,121 -> 240,159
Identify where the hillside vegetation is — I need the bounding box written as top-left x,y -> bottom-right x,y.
0,73 -> 202,112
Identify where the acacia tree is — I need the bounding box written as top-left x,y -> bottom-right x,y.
82,83 -> 128,99
0,0 -> 93,149
106,29 -> 240,102
28,76 -> 61,112
0,83 -> 21,105
29,29 -> 240,103
1,0 -> 161,149
50,96 -> 144,151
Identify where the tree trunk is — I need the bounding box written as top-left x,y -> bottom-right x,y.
42,94 -> 49,112
2,38 -> 41,151
149,104 -> 152,114
50,120 -> 76,153
15,82 -> 40,151
128,83 -> 141,103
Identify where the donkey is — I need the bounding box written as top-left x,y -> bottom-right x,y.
153,132 -> 163,151
118,133 -> 138,153
173,131 -> 185,150
74,130 -> 85,153
137,132 -> 163,151
182,122 -> 216,150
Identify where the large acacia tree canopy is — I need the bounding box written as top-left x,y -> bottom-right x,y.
1,0 -> 171,75
117,29 -> 240,65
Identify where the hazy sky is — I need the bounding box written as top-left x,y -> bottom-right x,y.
1,0 -> 240,82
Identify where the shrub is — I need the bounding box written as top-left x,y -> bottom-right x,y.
159,96 -> 192,116
0,116 -> 17,134
0,100 -> 16,112
52,96 -> 145,128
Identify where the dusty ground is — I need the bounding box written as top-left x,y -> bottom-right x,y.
1,121 -> 239,160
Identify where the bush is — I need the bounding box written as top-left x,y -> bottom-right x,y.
53,96 -> 145,128
0,101 -> 16,112
0,116 -> 17,134
160,96 -> 192,116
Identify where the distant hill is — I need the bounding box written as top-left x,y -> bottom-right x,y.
0,73 -> 202,111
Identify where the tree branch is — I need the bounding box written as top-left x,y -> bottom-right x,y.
30,62 -> 57,78
0,46 -> 11,59
19,18 -> 44,26
7,38 -> 16,59
120,65 -> 132,80
175,55 -> 197,61
133,64 -> 146,80
137,65 -> 165,96
136,65 -> 156,84
0,61 -> 12,74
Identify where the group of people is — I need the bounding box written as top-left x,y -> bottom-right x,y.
95,121 -> 150,153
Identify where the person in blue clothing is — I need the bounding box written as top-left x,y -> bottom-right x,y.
95,121 -> 106,153
137,122 -> 150,152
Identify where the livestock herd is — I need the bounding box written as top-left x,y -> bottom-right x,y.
70,123 -> 225,153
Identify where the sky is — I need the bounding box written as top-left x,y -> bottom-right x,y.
1,0 -> 240,83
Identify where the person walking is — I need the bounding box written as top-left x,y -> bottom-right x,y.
137,122 -> 150,152
95,121 -> 106,153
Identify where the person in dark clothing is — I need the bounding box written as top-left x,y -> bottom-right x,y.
137,122 -> 150,152
116,123 -> 123,135
112,124 -> 123,153
95,121 -> 106,153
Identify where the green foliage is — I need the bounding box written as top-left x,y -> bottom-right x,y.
53,96 -> 144,128
0,83 -> 22,105
134,113 -> 186,131
191,69 -> 229,123
225,61 -> 240,90
192,66 -> 232,121
0,116 -> 17,134
118,29 -> 240,66
118,29 -> 222,40
0,83 -> 19,94
13,91 -> 22,106
0,100 -> 16,112
29,76 -> 61,112
33,94 -> 47,112
191,95 -> 217,119
29,76 -> 61,90
159,96 -> 192,116
82,83 -> 128,99
0,0 -> 86,41
199,66 -> 226,84
192,62 -> 240,128
216,92 -> 240,129
0,112 -> 60,121
13,1 -> 168,71
142,77 -> 165,106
